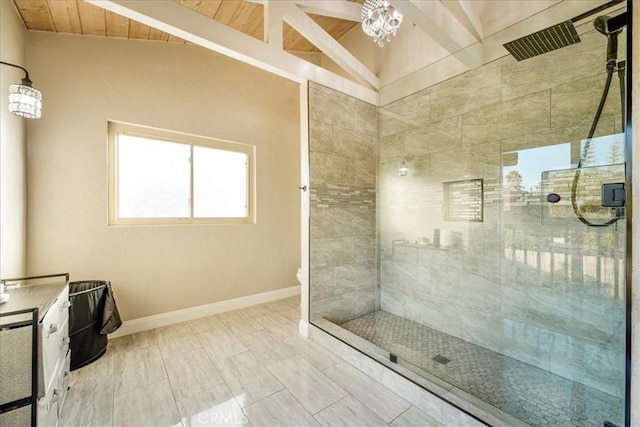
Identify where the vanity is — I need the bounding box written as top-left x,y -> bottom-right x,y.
0,274 -> 70,427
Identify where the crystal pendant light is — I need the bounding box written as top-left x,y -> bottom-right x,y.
1,61 -> 42,119
8,81 -> 42,119
361,0 -> 403,47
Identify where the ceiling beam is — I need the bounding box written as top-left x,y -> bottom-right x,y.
245,0 -> 362,22
263,0 -> 284,47
296,1 -> 362,22
391,0 -> 482,69
439,0 -> 483,41
283,4 -> 378,89
85,0 -> 377,103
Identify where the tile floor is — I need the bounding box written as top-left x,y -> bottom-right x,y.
60,297 -> 443,427
340,310 -> 624,427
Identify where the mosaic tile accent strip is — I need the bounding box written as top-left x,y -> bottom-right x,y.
443,179 -> 483,222
340,310 -> 623,427
311,183 -> 376,209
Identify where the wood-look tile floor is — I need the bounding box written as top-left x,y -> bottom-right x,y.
59,296 -> 442,427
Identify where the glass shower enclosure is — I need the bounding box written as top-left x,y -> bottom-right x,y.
308,3 -> 629,426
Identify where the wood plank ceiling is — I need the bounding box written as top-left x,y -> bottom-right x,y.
12,0 -> 363,52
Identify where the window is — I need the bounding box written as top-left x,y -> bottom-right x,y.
108,122 -> 255,225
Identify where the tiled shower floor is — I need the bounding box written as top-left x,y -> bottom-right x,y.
340,311 -> 623,427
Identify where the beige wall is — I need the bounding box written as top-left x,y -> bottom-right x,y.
0,1 -> 27,278
25,33 -> 301,320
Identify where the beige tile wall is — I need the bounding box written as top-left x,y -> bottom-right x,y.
378,22 -> 627,399
308,82 -> 379,323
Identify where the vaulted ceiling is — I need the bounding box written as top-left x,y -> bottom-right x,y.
12,0 -> 363,52
10,0 -> 622,104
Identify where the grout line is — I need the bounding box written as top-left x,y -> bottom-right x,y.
313,393 -> 351,417
69,296 -> 303,426
388,405 -> 412,425
324,361 -> 409,423
157,347 -> 184,425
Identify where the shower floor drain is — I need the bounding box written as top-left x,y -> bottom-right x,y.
433,355 -> 451,365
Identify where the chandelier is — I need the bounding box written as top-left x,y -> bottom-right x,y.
361,0 -> 403,47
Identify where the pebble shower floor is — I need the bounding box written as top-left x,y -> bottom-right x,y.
340,310 -> 623,427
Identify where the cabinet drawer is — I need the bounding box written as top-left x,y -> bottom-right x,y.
37,389 -> 58,427
41,290 -> 70,396
57,349 -> 71,415
37,350 -> 70,427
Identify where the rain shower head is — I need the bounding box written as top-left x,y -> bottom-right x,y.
503,20 -> 581,61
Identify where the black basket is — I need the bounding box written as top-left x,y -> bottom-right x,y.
69,281 -> 109,371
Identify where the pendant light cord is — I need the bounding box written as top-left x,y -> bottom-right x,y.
0,61 -> 32,85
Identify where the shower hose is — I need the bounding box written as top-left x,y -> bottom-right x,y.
570,60 -> 625,227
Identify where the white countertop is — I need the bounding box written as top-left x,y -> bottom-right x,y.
0,281 -> 68,326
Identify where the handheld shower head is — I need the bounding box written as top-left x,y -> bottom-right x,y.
593,15 -> 624,36
594,16 -> 610,35
594,15 -> 623,67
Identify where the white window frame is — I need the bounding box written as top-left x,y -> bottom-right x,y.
108,121 -> 256,226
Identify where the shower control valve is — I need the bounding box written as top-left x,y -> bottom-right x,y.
602,183 -> 625,207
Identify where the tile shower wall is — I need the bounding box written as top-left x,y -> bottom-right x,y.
378,23 -> 626,398
309,82 -> 379,323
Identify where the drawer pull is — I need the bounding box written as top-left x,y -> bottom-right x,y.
47,324 -> 58,336
51,388 -> 61,403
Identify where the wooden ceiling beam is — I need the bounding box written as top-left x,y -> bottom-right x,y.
84,0 -> 377,103
263,0 -> 284,47
283,4 -> 378,88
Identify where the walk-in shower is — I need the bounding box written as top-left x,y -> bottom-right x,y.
308,1 -> 630,426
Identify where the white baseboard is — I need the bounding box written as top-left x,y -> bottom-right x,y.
109,285 -> 301,338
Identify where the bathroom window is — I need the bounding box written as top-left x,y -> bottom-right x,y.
108,122 -> 255,226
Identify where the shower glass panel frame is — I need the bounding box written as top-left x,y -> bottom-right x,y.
308,2 -> 632,426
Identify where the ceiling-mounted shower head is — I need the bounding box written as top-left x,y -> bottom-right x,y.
502,20 -> 580,61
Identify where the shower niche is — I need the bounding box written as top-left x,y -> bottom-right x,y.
442,179 -> 484,222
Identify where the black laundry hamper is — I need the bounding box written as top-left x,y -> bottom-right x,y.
68,280 -> 121,371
